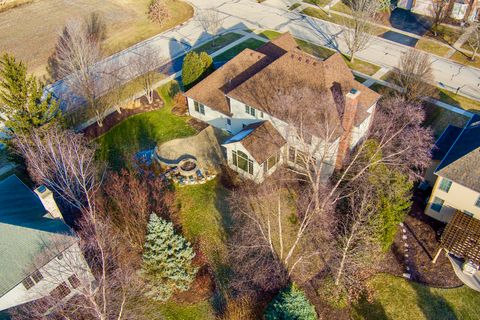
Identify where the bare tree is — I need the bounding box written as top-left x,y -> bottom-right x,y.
467,22 -> 480,61
129,48 -> 166,104
197,9 -> 223,47
391,48 -> 435,102
430,0 -> 448,37
12,127 -> 137,319
342,0 -> 379,62
50,18 -> 113,127
148,0 -> 170,25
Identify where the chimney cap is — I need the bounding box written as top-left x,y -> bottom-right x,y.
350,88 -> 358,94
37,185 -> 47,193
346,88 -> 360,99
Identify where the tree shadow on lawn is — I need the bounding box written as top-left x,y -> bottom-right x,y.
413,284 -> 457,320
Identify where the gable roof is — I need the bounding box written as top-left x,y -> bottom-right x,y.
185,32 -> 380,135
435,115 -> 480,192
185,48 -> 271,116
0,175 -> 77,297
224,121 -> 286,164
432,125 -> 463,161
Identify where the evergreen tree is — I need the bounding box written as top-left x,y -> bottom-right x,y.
0,53 -> 60,136
365,139 -> 413,251
265,284 -> 317,320
181,51 -> 214,90
142,213 -> 197,301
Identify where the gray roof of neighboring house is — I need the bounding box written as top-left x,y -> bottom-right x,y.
435,115 -> 480,192
0,175 -> 77,297
432,125 -> 463,160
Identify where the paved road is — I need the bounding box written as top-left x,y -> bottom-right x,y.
49,0 -> 480,110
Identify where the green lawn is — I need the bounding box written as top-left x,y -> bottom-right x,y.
434,88 -> 480,112
193,32 -> 243,55
289,2 -> 301,10
415,38 -> 451,57
156,301 -> 216,320
95,82 -> 196,170
331,1 -> 351,14
303,0 -> 331,7
450,51 -> 480,69
428,25 -> 462,46
213,38 -> 266,62
258,30 -> 282,40
423,101 -> 470,138
174,178 -> 231,268
352,274 -> 480,320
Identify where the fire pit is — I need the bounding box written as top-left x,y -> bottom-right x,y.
178,158 -> 198,176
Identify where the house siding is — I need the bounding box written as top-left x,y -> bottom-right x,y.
425,175 -> 480,223
0,242 -> 94,311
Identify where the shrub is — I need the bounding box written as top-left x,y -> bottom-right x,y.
181,51 -> 214,90
264,284 -> 317,320
142,213 -> 198,301
148,0 -> 170,25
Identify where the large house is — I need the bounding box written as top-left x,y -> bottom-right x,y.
399,0 -> 479,22
0,175 -> 94,313
424,115 -> 480,223
184,33 -> 380,182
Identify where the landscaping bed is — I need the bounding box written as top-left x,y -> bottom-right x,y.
83,92 -> 163,139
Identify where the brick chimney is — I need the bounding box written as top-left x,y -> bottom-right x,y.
335,88 -> 360,170
34,185 -> 63,220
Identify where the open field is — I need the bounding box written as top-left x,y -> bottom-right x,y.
353,274 -> 480,320
0,0 -> 192,78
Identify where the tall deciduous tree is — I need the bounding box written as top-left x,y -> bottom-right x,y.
148,0 -> 170,25
142,213 -> 197,302
430,0 -> 447,37
129,48 -> 165,104
0,53 -> 60,136
392,48 -> 434,102
342,0 -> 379,62
197,9 -> 223,47
181,51 -> 214,90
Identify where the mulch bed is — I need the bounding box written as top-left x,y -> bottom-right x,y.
82,92 -> 163,139
380,188 -> 463,288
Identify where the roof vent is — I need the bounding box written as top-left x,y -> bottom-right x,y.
313,62 -> 317,66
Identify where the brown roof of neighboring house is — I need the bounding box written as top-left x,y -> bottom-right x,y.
441,210 -> 480,265
185,32 -> 380,131
435,115 -> 480,193
225,121 -> 286,164
185,48 -> 271,116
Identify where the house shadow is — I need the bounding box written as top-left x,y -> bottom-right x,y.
411,281 -> 457,320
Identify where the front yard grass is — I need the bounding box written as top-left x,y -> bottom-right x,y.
415,38 -> 451,57
303,0 -> 331,7
289,2 -> 301,10
213,38 -> 266,62
331,1 -> 351,14
96,82 -> 196,170
352,274 -> 480,320
450,51 -> 480,69
193,33 -> 244,55
434,88 -> 480,112
428,25 -> 462,46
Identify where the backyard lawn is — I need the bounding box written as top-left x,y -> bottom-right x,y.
352,274 -> 480,320
96,82 -> 196,170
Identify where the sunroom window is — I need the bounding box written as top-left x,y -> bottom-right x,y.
232,150 -> 253,174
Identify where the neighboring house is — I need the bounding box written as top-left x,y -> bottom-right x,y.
0,175 -> 94,312
184,33 -> 380,182
424,115 -> 480,223
410,0 -> 479,22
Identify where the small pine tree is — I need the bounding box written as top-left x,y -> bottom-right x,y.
142,213 -> 198,301
265,284 -> 317,320
0,53 -> 60,136
181,51 -> 214,90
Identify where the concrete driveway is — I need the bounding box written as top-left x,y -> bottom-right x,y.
389,8 -> 432,36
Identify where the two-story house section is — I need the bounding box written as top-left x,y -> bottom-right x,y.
184,32 -> 380,182
425,114 -> 480,223
0,175 -> 94,313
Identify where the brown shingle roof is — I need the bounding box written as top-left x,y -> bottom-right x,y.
185,32 -> 380,131
185,48 -> 270,116
227,121 -> 286,164
441,210 -> 480,265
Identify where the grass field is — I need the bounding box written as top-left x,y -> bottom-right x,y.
451,51 -> 480,69
96,82 -> 196,170
193,32 -> 243,55
0,0 -> 193,77
352,274 -> 480,320
213,38 -> 266,62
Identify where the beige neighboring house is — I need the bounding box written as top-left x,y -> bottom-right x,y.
425,115 -> 480,223
0,175 -> 94,313
410,0 -> 480,21
184,32 -> 380,183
